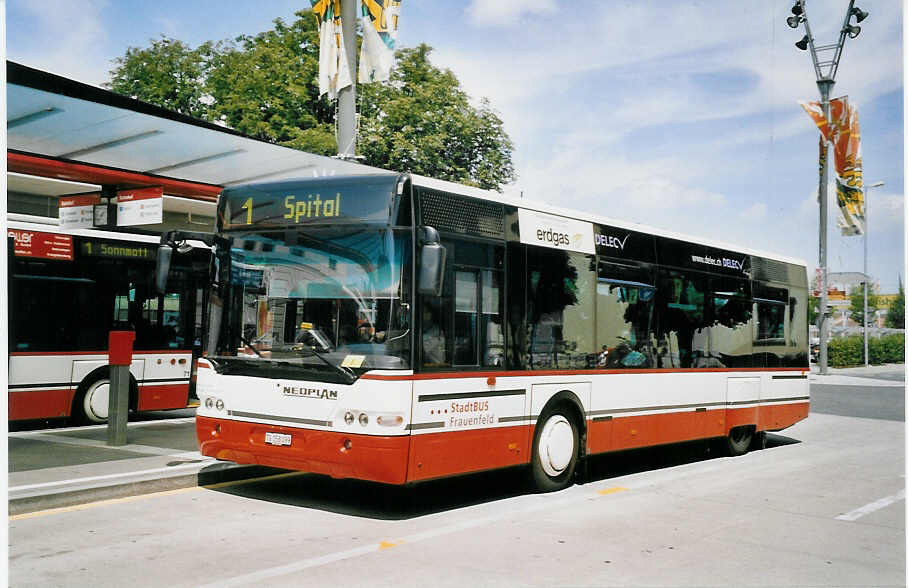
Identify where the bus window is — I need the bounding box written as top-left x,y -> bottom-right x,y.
421,298 -> 450,367
527,249 -> 595,370
595,275 -> 657,369
12,275 -> 101,352
709,275 -> 753,367
655,271 -> 708,368
454,269 -> 479,365
482,269 -> 504,367
754,284 -> 789,346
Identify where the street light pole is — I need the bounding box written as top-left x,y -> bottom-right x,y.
863,180 -> 884,366
788,0 -> 870,375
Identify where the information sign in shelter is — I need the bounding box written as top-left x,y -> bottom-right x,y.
117,187 -> 164,226
59,193 -> 100,229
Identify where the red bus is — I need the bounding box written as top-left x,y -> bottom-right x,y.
8,214 -> 209,423
165,173 -> 809,491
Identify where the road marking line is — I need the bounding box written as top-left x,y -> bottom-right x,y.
9,471 -> 306,520
9,460 -> 219,492
10,487 -> 198,520
8,417 -> 197,437
598,486 -> 628,495
835,489 -> 906,521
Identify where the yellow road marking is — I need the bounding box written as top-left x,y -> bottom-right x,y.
378,541 -> 399,550
597,486 -> 628,495
10,471 -> 306,520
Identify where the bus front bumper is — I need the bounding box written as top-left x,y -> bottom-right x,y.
196,415 -> 410,485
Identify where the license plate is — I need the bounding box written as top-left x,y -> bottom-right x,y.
264,432 -> 292,446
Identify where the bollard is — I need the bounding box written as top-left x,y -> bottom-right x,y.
107,331 -> 135,446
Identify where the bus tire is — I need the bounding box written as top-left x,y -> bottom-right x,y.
725,426 -> 754,457
530,407 -> 579,492
74,375 -> 111,424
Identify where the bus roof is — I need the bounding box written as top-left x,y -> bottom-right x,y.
409,173 -> 808,268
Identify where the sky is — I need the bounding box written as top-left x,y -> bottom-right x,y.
6,0 -> 905,292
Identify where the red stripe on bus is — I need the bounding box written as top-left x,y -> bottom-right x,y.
362,367 -> 807,381
196,416 -> 410,485
10,350 -> 192,357
137,383 -> 190,411
8,388 -> 75,420
198,400 -> 808,484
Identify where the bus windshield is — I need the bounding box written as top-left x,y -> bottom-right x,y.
209,227 -> 412,378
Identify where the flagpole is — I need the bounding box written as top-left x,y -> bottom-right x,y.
337,0 -> 357,159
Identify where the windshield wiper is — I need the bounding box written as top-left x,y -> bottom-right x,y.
239,335 -> 263,358
295,347 -> 356,383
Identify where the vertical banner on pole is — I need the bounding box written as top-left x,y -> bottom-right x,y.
799,96 -> 865,236
358,0 -> 401,83
311,0 -> 353,99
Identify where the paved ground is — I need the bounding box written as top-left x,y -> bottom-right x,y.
9,411 -> 904,587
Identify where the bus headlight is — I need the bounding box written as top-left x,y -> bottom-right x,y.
358,413 -> 369,426
205,397 -> 214,409
344,411 -> 355,425
215,399 -> 225,411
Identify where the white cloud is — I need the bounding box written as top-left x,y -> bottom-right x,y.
9,0 -> 111,86
465,0 -> 557,28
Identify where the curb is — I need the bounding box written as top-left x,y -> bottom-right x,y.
9,462 -> 280,516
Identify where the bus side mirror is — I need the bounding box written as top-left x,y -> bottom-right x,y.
155,245 -> 172,295
418,226 -> 446,297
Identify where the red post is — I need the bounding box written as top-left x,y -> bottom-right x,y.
107,331 -> 135,446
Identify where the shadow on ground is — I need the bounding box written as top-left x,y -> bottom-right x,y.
203,432 -> 801,521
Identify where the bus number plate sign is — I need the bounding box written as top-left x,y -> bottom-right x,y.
264,432 -> 292,446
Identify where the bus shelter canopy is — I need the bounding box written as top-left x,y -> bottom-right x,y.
6,61 -> 381,200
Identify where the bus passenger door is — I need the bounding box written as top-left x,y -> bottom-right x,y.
726,377 -> 759,434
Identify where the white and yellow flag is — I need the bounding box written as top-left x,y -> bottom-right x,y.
358,0 -> 401,83
311,0 -> 353,99
800,96 -> 865,236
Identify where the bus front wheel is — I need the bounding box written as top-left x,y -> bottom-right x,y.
530,408 -> 579,492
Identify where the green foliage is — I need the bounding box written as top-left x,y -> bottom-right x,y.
827,334 -> 905,367
358,44 -> 515,190
848,286 -> 879,326
104,15 -> 516,189
808,295 -> 819,327
886,278 -> 905,328
204,14 -> 336,155
107,37 -> 214,118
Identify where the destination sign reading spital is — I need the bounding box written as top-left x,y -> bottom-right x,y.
221,176 -> 399,228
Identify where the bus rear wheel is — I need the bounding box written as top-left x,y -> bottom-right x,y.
725,426 -> 754,456
530,408 -> 579,492
74,376 -> 110,424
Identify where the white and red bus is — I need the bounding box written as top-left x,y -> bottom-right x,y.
8,214 -> 209,424
175,173 -> 809,491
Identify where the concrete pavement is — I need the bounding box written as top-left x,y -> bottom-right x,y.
8,416 -> 276,515
7,364 -> 904,515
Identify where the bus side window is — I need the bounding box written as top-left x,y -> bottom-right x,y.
422,298 -> 450,367
526,249 -> 595,370
654,271 -> 708,369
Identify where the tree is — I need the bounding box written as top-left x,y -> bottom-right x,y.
104,14 -> 516,189
107,37 -> 214,119
886,277 -> 905,328
203,14 -> 336,155
808,295 -> 820,326
358,44 -> 515,190
849,285 -> 879,327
